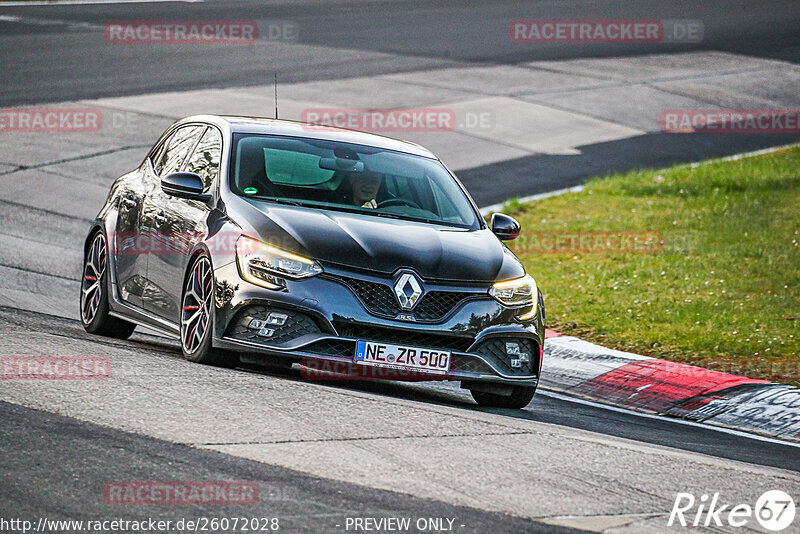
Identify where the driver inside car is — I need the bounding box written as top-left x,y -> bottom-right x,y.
349,170 -> 384,209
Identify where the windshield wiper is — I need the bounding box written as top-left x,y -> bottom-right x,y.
252,197 -> 304,208
369,211 -> 403,220
248,198 -> 464,227
311,204 -> 405,220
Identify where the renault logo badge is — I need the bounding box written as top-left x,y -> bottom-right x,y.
394,273 -> 423,310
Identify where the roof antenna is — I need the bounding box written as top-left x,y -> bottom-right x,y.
274,72 -> 279,120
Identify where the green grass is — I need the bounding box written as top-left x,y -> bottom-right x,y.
504,146 -> 800,383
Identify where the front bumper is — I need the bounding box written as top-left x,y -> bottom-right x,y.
212,261 -> 544,385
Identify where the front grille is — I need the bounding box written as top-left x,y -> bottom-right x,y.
226,306 -> 321,345
473,337 -> 539,377
303,339 -> 355,357
340,278 -> 397,316
332,321 -> 474,353
415,291 -> 476,321
333,276 -> 481,322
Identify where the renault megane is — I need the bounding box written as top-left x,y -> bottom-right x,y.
80,115 -> 545,408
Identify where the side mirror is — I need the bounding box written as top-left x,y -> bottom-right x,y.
491,213 -> 521,241
161,172 -> 211,202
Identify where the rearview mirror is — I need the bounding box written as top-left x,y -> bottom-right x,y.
319,157 -> 365,172
161,172 -> 211,202
491,213 -> 521,241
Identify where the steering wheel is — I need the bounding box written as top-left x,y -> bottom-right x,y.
377,197 -> 421,209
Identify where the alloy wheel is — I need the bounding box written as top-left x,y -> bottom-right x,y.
181,256 -> 214,354
81,232 -> 107,325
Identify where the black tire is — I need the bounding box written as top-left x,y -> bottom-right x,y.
180,253 -> 237,367
470,385 -> 536,409
80,231 -> 136,339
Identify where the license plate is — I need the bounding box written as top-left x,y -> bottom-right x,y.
354,340 -> 450,375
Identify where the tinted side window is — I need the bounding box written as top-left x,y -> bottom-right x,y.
153,125 -> 204,177
148,132 -> 173,170
183,127 -> 222,193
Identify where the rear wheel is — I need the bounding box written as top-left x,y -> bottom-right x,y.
80,231 -> 136,339
470,385 -> 536,409
180,254 -> 237,367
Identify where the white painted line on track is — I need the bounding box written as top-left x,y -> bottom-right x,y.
0,0 -> 201,6
539,389 -> 800,449
479,143 -> 800,214
476,141 -> 800,448
688,142 -> 800,168
479,185 -> 585,215
0,13 -> 102,29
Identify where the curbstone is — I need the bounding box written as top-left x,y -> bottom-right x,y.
541,332 -> 800,442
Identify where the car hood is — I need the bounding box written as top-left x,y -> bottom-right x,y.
236,200 -> 525,282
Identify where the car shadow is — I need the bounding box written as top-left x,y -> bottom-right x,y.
129,334 -> 547,420
236,360 -> 553,420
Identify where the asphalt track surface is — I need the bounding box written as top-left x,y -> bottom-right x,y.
2,1 -> 800,533
1,400 -> 577,534
2,306 -> 799,533
1,0 -> 800,104
2,0 -> 800,206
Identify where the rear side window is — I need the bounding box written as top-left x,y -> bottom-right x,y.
153,125 -> 204,177
148,132 -> 173,169
183,127 -> 222,192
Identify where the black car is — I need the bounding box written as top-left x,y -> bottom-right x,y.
81,115 -> 545,408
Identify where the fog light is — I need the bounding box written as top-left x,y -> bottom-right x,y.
257,327 -> 275,338
506,342 -> 530,368
265,312 -> 288,326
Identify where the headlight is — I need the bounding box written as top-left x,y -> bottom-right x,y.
490,274 -> 538,318
236,235 -> 322,289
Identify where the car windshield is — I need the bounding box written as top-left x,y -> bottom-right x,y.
229,133 -> 480,229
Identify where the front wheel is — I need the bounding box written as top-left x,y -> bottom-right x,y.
80,231 -> 136,339
180,254 -> 237,367
470,385 -> 536,409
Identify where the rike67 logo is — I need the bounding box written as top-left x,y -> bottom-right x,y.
669,490 -> 796,531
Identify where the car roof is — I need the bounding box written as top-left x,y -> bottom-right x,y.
180,115 -> 437,159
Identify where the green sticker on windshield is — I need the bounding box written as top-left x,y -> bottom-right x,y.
243,187 -> 258,195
